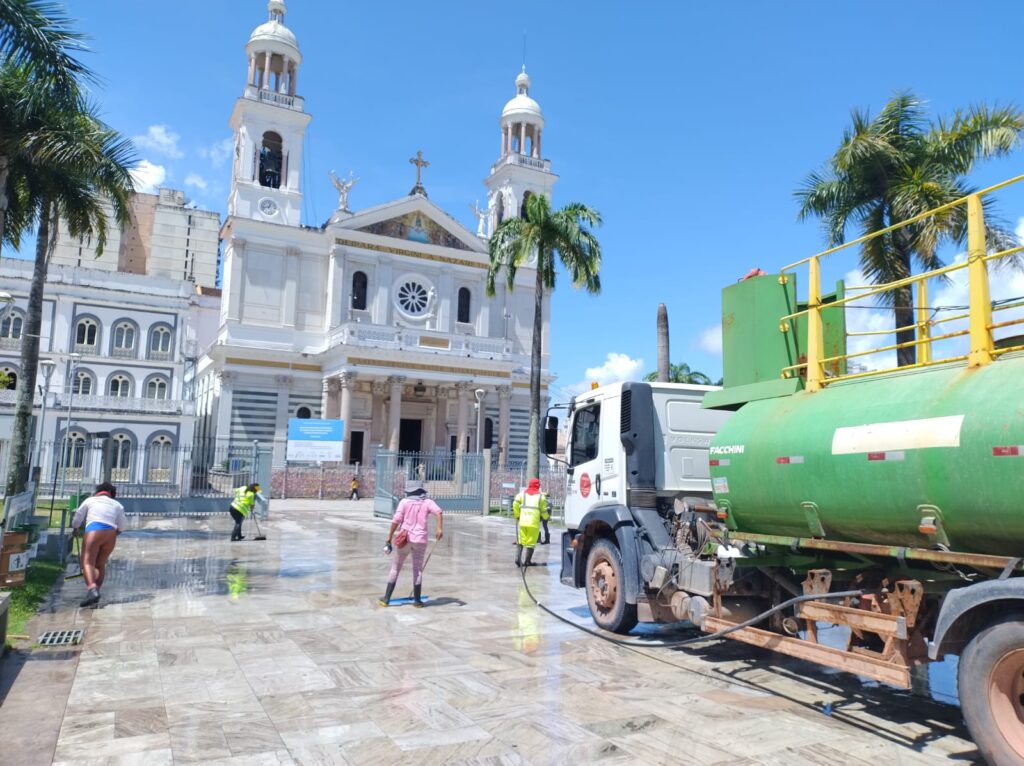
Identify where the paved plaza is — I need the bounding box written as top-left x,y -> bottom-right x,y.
0,501 -> 981,765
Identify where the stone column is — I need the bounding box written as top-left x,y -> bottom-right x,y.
371,381 -> 387,445
283,247 -> 300,328
434,386 -> 449,449
280,57 -> 290,93
497,384 -> 511,467
535,128 -> 541,158
290,62 -> 297,94
226,238 -> 245,321
247,56 -> 256,86
519,122 -> 526,155
500,126 -> 506,156
214,371 -> 235,450
320,378 -> 332,419
387,376 -> 405,451
274,375 -> 292,465
262,51 -> 271,90
455,382 -> 471,454
338,371 -> 355,463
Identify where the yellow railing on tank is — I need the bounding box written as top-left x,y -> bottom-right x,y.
777,174 -> 1024,390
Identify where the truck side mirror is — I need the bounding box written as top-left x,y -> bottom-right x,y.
543,416 -> 558,455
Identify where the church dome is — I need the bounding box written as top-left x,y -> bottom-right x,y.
501,68 -> 544,126
247,1 -> 300,58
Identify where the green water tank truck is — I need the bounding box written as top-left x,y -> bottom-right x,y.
551,269 -> 1024,765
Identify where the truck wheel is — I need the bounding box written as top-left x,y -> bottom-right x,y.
958,615 -> 1024,766
586,538 -> 637,634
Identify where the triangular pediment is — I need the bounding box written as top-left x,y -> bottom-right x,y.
331,195 -> 485,253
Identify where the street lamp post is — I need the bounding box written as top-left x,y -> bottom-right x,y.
474,388 -> 485,454
32,359 -> 56,489
54,353 -> 80,561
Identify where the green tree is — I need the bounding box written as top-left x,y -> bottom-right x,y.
796,92 -> 1024,367
487,194 -> 602,478
643,362 -> 713,385
0,0 -> 90,252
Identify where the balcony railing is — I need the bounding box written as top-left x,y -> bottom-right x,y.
244,85 -> 304,111
491,153 -> 551,174
148,349 -> 173,361
73,342 -> 99,355
111,347 -> 137,359
54,394 -> 195,416
329,322 -> 513,359
0,337 -> 21,351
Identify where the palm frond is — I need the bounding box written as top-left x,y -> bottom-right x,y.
927,104 -> 1024,175
0,0 -> 91,99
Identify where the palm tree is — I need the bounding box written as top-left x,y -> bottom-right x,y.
0,0 -> 89,254
643,362 -> 712,385
2,88 -> 135,498
487,193 -> 602,478
796,93 -> 1024,367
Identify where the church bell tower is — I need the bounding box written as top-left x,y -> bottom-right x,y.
228,0 -> 311,226
485,67 -> 558,234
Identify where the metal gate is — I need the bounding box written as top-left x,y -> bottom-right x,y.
373,450 -> 485,517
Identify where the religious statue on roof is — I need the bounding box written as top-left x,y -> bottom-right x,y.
329,170 -> 358,212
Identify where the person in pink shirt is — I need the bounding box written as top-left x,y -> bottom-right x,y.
380,481 -> 443,607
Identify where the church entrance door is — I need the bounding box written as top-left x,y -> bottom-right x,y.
399,419 -> 422,453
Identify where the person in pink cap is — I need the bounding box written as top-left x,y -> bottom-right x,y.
512,478 -> 549,567
379,481 -> 443,607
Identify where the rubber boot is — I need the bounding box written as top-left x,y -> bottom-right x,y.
378,581 -> 396,607
524,547 -> 535,567
541,519 -> 550,545
413,583 -> 424,608
515,544 -> 523,568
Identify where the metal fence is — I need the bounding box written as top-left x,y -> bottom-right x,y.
373,450 -> 487,516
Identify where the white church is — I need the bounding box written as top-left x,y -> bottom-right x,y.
195,0 -> 558,467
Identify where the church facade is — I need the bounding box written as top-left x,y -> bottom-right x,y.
196,1 -> 558,467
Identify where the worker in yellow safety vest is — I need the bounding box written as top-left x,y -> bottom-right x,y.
229,483 -> 260,541
512,478 -> 549,568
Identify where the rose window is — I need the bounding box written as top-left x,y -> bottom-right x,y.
397,281 -> 429,315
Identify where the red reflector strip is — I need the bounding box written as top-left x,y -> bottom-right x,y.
775,456 -> 804,465
868,451 -> 905,462
709,459 -> 730,467
993,446 -> 1023,457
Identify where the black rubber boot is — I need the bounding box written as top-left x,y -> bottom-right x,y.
541,519 -> 550,545
378,581 -> 396,607
524,547 -> 535,567
515,544 -> 523,568
413,584 -> 424,608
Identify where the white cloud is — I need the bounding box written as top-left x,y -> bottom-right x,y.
199,137 -> 233,168
695,324 -> 722,355
184,173 -> 208,191
133,125 -> 183,159
130,160 -> 166,193
565,353 -> 645,395
1016,216 -> 1024,243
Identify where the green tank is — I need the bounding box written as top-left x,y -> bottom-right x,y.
708,355 -> 1024,556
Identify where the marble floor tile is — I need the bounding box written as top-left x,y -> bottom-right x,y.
3,501 -> 981,766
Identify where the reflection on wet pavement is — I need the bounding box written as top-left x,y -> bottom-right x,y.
0,500 -> 981,765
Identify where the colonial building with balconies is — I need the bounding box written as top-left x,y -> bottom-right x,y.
0,258 -> 220,487
197,1 -> 559,468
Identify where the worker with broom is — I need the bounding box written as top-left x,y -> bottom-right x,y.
229,483 -> 260,541
379,481 -> 443,607
512,478 -> 548,567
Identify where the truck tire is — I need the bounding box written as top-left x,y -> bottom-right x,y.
585,538 -> 637,634
958,614 -> 1024,766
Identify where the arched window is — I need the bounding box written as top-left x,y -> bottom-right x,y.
258,131 -> 283,189
351,271 -> 368,311
1,367 -> 17,391
520,190 -> 534,219
72,370 -> 93,396
62,430 -> 86,479
112,321 -> 136,357
75,318 -> 98,350
108,374 -> 132,398
145,377 -> 168,400
149,326 -> 172,359
296,406 -> 312,419
110,433 -> 133,483
457,287 -> 471,324
147,434 -> 174,482
0,311 -> 23,341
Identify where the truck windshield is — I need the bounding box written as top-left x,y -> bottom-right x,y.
569,404 -> 600,466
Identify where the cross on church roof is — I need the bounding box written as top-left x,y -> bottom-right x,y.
408,150 -> 429,197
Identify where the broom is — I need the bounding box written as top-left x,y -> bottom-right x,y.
250,509 -> 267,541
65,534 -> 84,581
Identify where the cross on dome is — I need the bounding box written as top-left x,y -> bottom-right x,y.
409,150 -> 430,197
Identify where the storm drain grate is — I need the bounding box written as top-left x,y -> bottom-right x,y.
38,629 -> 84,647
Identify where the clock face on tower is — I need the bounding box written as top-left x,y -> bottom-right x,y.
259,198 -> 278,216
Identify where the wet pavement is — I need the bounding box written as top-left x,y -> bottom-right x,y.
0,500 -> 981,765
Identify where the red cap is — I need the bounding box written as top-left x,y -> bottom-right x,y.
526,478 -> 541,494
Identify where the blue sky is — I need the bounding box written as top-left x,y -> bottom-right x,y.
17,0 -> 1024,397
